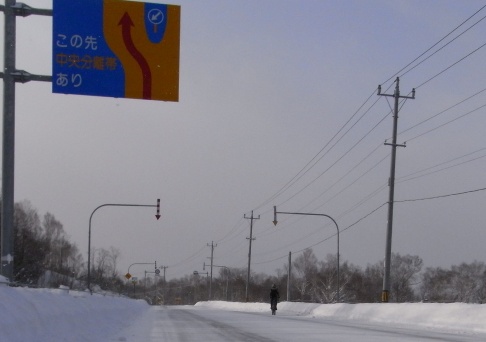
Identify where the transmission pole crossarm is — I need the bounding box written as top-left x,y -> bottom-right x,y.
0,3 -> 53,17
0,70 -> 52,83
0,71 -> 52,83
384,142 -> 406,148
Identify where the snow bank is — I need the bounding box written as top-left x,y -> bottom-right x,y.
196,300 -> 486,333
3,278 -> 486,342
0,284 -> 148,342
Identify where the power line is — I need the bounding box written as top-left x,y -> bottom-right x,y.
399,86 -> 486,137
254,5 -> 486,216
415,41 -> 486,89
396,186 -> 486,203
397,147 -> 486,184
406,102 -> 486,142
253,202 -> 388,266
215,217 -> 246,244
168,244 -> 207,269
253,184 -> 486,266
252,88 -> 380,212
274,108 -> 389,209
399,12 -> 486,79
249,5 -> 486,268
308,148 -> 388,213
381,3 -> 486,86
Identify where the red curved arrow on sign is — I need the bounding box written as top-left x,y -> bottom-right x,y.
119,12 -> 152,100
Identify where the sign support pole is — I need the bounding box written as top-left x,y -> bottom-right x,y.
0,2 -> 52,281
1,0 -> 17,281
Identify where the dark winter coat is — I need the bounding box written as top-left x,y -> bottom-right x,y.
270,288 -> 280,301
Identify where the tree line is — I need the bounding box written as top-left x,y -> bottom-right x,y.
4,200 -> 486,304
7,201 -> 123,292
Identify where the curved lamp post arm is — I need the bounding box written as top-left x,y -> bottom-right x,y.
128,262 -> 156,276
273,206 -> 340,302
87,200 -> 160,293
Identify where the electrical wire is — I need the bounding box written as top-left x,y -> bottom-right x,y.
415,41 -> 486,89
381,3 -> 486,86
405,102 -> 486,142
396,186 -> 486,203
253,202 -> 388,266
253,183 -> 486,266
168,244 -> 207,269
252,88 -> 380,212
243,5 -> 486,269
399,87 -> 486,137
253,4 -> 486,221
295,143 -> 384,214
397,147 -> 486,184
399,12 -> 486,79
214,217 -> 246,244
273,109 -> 390,210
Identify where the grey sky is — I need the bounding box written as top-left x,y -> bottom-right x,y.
3,0 -> 486,281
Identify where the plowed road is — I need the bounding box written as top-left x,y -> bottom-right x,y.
113,306 -> 486,341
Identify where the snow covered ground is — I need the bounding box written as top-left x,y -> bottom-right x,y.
197,301 -> 486,335
1,276 -> 486,341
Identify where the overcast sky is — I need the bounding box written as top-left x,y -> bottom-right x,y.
2,0 -> 486,282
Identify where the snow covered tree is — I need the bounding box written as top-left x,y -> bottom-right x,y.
451,261 -> 486,303
313,254 -> 339,303
420,266 -> 454,302
293,248 -> 318,301
13,201 -> 43,284
390,253 -> 423,302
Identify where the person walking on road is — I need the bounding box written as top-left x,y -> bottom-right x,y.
270,284 -> 280,315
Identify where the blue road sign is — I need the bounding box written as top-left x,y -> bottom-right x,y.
52,0 -> 180,101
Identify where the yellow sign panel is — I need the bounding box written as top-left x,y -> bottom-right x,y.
104,1 -> 180,101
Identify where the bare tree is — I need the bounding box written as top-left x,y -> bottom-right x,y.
390,253 -> 423,302
451,261 -> 486,303
293,249 -> 318,301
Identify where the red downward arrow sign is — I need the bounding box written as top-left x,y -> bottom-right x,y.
156,198 -> 161,220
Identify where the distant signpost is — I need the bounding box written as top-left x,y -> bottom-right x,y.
52,0 -> 180,101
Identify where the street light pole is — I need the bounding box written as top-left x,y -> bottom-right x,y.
87,200 -> 160,293
127,262 -> 155,297
273,206 -> 340,302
